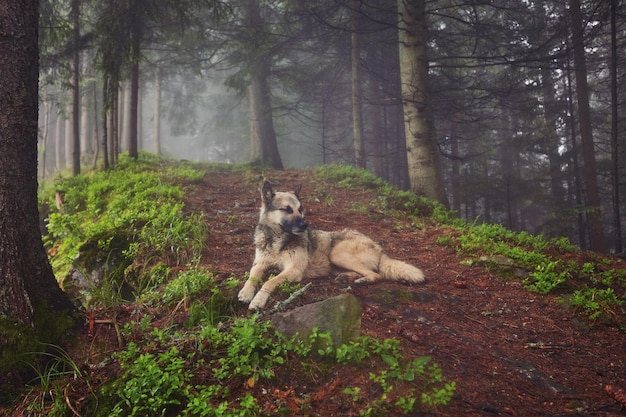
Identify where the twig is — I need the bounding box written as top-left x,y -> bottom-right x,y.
269,282 -> 312,314
64,384 -> 82,417
94,318 -> 124,348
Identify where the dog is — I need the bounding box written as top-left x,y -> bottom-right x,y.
237,181 -> 426,310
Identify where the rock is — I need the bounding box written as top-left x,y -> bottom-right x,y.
270,293 -> 361,348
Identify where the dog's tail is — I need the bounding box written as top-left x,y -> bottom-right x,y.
379,254 -> 425,283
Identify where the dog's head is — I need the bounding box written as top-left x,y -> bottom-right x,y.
260,181 -> 308,235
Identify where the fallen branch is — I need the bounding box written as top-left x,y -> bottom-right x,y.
269,282 -> 312,314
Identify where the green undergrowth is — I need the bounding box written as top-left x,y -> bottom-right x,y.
24,158 -> 456,416
312,164 -> 459,225
313,165 -> 626,327
40,153 -> 208,303
439,220 -> 626,325
56,315 -> 454,417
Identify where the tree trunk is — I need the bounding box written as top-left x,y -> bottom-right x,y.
397,0 -> 448,206
351,0 -> 365,168
154,67 -> 162,155
610,0 -> 622,254
0,0 -> 76,344
569,0 -> 605,252
129,61 -> 139,159
71,0 -> 80,175
55,111 -> 64,172
245,0 -> 283,169
102,79 -> 110,170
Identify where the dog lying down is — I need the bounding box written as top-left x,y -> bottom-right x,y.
237,181 -> 426,310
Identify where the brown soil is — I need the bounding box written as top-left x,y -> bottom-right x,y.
8,168 -> 626,416
185,169 -> 626,416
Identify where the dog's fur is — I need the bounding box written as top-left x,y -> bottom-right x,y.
238,181 -> 426,310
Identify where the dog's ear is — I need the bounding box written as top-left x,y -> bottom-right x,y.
261,181 -> 274,206
293,184 -> 302,199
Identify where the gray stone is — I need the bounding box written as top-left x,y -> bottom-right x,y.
270,293 -> 361,348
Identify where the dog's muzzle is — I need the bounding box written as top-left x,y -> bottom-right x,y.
281,218 -> 308,235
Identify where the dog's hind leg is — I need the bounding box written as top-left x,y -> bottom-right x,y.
329,246 -> 382,284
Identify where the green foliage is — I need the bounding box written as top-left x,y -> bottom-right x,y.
92,315 -> 454,416
111,345 -> 192,417
41,153 -> 207,305
569,287 -> 625,321
312,164 -> 457,224
524,261 -> 570,294
444,213 -> 626,327
163,266 -> 215,304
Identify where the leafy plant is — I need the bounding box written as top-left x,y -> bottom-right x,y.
524,261 -> 570,294
41,154 -> 207,306
111,345 -> 191,417
569,287 -> 624,320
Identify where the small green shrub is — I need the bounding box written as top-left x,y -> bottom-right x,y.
41,154 -> 207,305
111,345 -> 191,417
569,287 -> 625,320
524,261 -> 570,294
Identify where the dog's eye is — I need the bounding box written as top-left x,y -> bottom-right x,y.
282,207 -> 293,214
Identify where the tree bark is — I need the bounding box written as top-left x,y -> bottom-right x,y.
610,0 -> 622,254
71,0 -> 80,175
397,0 -> 448,206
153,67 -> 162,155
351,0 -> 365,168
129,61 -> 139,159
245,0 -> 283,169
569,0 -> 605,252
0,0 -> 75,338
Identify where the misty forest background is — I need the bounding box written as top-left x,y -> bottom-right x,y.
38,0 -> 625,253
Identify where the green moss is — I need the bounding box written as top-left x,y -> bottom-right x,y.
0,298 -> 77,372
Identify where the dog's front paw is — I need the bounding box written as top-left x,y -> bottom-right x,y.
248,292 -> 269,311
238,284 -> 256,304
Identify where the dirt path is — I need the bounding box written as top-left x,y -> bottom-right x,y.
185,168 -> 626,416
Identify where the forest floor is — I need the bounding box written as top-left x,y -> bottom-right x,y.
181,169 -> 626,416
7,167 -> 626,416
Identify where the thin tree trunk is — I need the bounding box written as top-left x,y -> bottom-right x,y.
71,0 -> 80,175
129,61 -> 139,159
55,112 -> 64,172
565,51 -> 587,248
569,0 -> 605,252
245,0 -> 283,169
102,80 -> 109,170
610,0 -> 622,254
351,0 -> 365,168
92,80 -> 99,169
154,67 -> 162,155
397,0 -> 448,206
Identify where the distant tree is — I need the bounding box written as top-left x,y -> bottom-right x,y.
609,0 -> 622,254
243,0 -> 283,168
569,0 -> 605,252
94,0 -> 228,163
0,0 -> 76,353
350,0 -> 365,168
